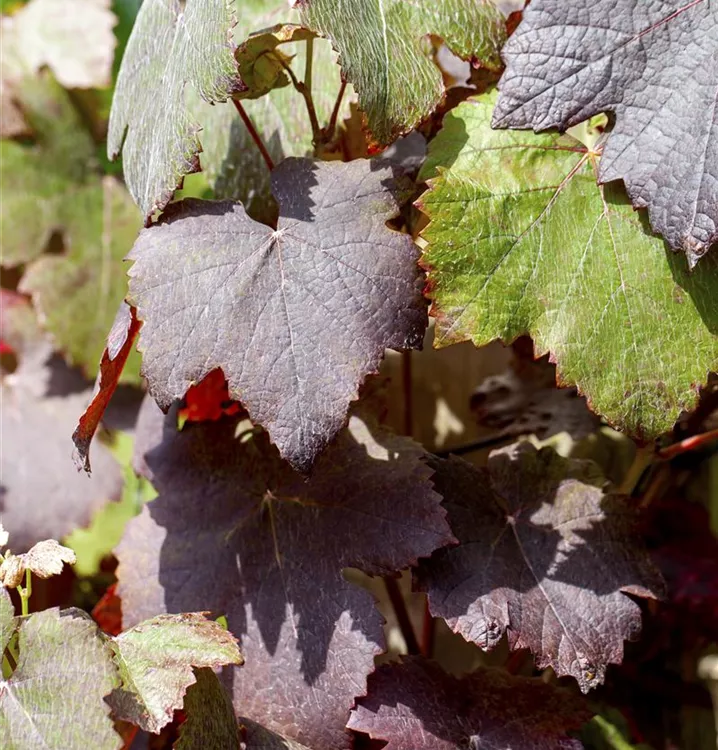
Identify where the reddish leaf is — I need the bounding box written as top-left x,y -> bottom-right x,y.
92,583 -> 123,637
416,443 -> 664,692
178,369 -> 243,424
348,656 -> 592,749
116,396 -> 453,749
73,302 -> 141,473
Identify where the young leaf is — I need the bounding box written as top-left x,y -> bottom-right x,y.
0,540 -> 76,589
175,668 -> 240,750
0,608 -> 121,750
415,443 -> 664,692
10,0 -> 117,89
107,0 -> 245,218
107,613 -> 242,733
127,158 -> 427,471
1,340 -> 123,551
116,396 -> 453,748
197,30 -> 352,224
493,0 -> 718,266
235,24 -> 317,100
348,656 -> 592,749
299,0 -> 507,143
419,91 -> 718,440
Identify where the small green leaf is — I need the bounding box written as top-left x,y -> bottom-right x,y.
107,613 -> 242,733
236,23 -> 316,100
300,0 -> 506,142
419,90 -> 718,439
0,608 -> 121,750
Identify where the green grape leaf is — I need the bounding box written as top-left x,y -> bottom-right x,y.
416,443 -> 664,692
116,396 -> 453,748
19,178 -> 141,378
0,72 -> 96,267
348,656 -> 592,749
107,613 -> 242,733
0,608 -> 121,750
299,0 -> 507,143
126,158 -> 426,471
174,668 -> 240,750
0,587 -> 16,656
9,0 -> 117,89
493,0 -> 718,266
107,0 -> 246,218
418,90 -> 718,439
0,59 -> 142,378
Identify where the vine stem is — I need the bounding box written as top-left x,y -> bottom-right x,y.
231,99 -> 275,172
384,577 -> 421,655
658,428 -> 718,460
618,444 -> 655,496
270,51 -> 322,144
18,569 -> 32,617
304,36 -> 314,98
324,80 -> 347,144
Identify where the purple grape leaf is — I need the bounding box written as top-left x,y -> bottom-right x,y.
492,0 -> 718,266
106,613 -> 242,733
415,442 -> 665,692
116,396 -> 453,749
127,157 -> 427,471
0,608 -> 121,749
348,656 -> 592,749
1,338 -> 123,552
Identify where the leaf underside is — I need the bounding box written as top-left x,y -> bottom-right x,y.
419,91 -> 718,439
116,396 -> 453,749
300,0 -> 507,143
416,443 -> 664,692
493,0 -> 718,265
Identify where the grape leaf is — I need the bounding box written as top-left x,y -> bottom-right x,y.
19,177 -> 141,377
299,0 -> 507,143
492,0 -> 718,266
0,608 -> 121,750
0,540 -> 76,588
236,24 -> 316,100
107,0 -> 246,218
10,0 -> 117,89
127,158 -> 427,471
415,442 -> 664,692
116,396 -> 453,748
0,58 -> 142,377
175,668 -> 240,750
348,656 -> 592,749
0,587 -> 15,656
0,72 -> 96,267
107,613 -> 242,733
1,340 -> 123,552
418,91 -> 718,440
